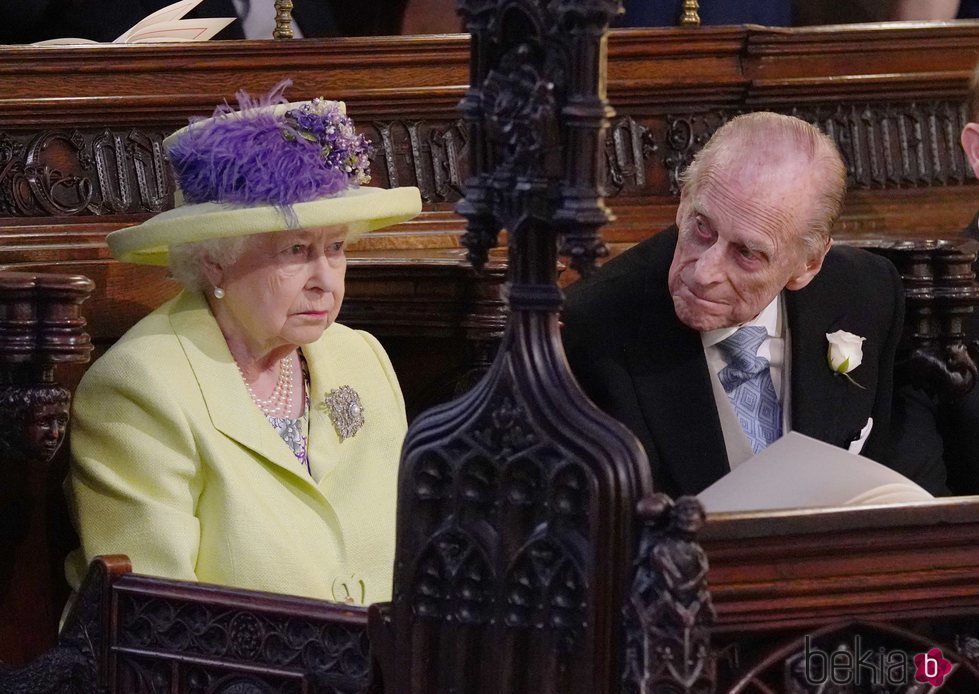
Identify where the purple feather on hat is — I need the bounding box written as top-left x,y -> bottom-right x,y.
167,79 -> 373,224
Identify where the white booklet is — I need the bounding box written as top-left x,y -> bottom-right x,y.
697,431 -> 934,513
32,0 -> 234,45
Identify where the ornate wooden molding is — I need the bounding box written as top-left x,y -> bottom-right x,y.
111,577 -> 371,691
0,555 -> 121,693
0,98 -> 971,226
0,555 -> 376,693
0,129 -> 170,218
371,120 -> 469,204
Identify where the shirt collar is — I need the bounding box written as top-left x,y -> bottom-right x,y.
701,294 -> 780,348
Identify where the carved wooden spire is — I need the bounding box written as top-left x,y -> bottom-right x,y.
380,1 -> 654,692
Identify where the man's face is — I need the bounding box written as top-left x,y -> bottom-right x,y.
667,154 -> 827,332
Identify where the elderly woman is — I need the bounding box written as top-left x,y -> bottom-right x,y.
64,82 -> 421,605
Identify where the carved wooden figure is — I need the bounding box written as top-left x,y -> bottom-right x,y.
0,271 -> 93,666
623,495 -> 714,693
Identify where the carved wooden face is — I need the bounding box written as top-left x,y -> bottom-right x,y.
23,400 -> 70,463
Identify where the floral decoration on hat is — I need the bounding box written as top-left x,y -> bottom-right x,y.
282,98 -> 372,187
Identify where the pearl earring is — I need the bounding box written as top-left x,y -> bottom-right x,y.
214,287 -> 225,299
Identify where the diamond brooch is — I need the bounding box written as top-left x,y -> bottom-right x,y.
323,386 -> 365,441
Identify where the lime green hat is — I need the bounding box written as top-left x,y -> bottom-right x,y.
107,81 -> 421,266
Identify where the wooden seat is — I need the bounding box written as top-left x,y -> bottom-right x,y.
0,555 -> 376,692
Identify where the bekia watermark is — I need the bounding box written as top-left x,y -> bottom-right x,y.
914,647 -> 954,687
803,635 -> 952,687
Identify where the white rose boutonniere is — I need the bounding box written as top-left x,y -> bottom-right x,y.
826,330 -> 866,388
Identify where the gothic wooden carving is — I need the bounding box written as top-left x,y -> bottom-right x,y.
369,100 -> 979,207
0,120 -> 467,218
654,101 -> 976,198
623,495 -> 715,693
0,553 -> 120,693
0,130 -> 170,217
0,271 -> 94,666
605,116 -> 655,196
719,621 -> 979,692
0,99 -> 973,225
383,0 -> 658,692
866,240 -> 979,401
1,555 -> 376,693
110,576 -> 372,693
807,101 -> 974,190
369,120 -> 469,203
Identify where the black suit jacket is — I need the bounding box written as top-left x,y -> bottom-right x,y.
561,227 -> 905,498
931,213 -> 979,494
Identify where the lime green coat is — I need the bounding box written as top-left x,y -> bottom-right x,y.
65,290 -> 406,605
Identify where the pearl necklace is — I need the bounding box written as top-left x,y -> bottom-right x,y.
237,353 -> 294,418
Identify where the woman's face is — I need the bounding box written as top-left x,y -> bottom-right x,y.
208,225 -> 348,357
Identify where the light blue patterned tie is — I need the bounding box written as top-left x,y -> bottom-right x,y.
717,326 -> 783,454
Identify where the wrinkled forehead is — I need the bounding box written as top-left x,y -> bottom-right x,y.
688,155 -> 817,244
699,145 -> 818,211
705,140 -> 814,190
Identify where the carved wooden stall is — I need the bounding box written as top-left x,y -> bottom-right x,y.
0,22 -> 977,389
0,272 -> 92,667
1,555 -> 377,694
701,500 -> 979,691
379,1 -> 653,691
3,10 -> 979,694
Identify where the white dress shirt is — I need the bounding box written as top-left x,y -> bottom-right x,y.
700,294 -> 792,469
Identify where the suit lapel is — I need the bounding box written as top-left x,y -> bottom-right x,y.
623,265 -> 728,495
168,291 -> 321,489
786,286 -> 855,448
304,342 -> 343,484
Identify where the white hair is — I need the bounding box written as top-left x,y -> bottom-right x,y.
679,112 -> 846,257
168,234 -> 251,291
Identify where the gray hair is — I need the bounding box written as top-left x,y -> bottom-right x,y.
168,234 -> 251,291
679,112 -> 847,257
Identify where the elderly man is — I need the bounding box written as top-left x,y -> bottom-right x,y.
562,112 -> 907,497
